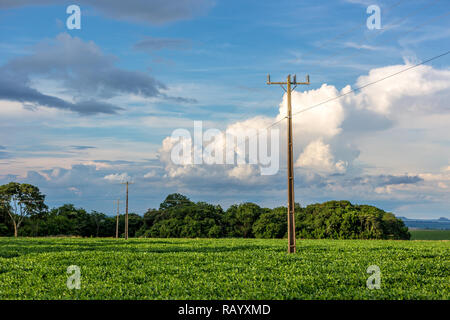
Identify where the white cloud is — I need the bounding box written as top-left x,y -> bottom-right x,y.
349,62 -> 450,115
284,84 -> 345,141
103,173 -> 131,182
68,187 -> 81,195
343,42 -> 383,51
228,165 -> 258,180
157,82 -> 346,180
157,61 -> 450,186
296,139 -> 347,173
143,170 -> 157,179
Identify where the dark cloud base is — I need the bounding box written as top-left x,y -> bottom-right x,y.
0,33 -> 194,114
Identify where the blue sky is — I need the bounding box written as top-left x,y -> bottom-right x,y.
0,0 -> 449,218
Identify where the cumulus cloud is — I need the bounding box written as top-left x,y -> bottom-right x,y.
155,60 -> 450,210
347,62 -> 450,115
157,82 -> 348,180
285,83 -> 345,141
228,165 -> 258,180
296,139 -> 347,173
417,167 -> 450,188
158,115 -> 279,180
0,0 -> 214,25
104,173 -> 131,183
143,170 -> 157,179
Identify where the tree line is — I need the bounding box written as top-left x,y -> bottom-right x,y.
0,182 -> 410,239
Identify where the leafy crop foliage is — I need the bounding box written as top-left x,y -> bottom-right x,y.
410,230 -> 450,240
1,184 -> 409,239
0,238 -> 448,299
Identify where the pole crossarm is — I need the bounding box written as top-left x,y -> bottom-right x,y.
266,73 -> 310,254
267,74 -> 310,86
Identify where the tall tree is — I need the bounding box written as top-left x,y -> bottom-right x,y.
0,182 -> 47,237
160,193 -> 192,210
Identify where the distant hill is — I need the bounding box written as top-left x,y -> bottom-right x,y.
398,217 -> 450,230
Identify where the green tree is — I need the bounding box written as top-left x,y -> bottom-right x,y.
253,208 -> 287,238
0,182 -> 47,237
225,203 -> 262,238
160,193 -> 192,210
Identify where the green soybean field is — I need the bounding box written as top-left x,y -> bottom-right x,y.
0,238 -> 448,300
409,229 -> 450,240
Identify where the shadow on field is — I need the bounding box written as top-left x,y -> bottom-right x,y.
0,239 -> 279,257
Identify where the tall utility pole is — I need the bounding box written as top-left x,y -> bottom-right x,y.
115,199 -> 120,239
267,73 -> 310,253
121,181 -> 134,240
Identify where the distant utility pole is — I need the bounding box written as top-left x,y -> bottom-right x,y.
115,199 -> 120,239
121,181 -> 134,240
267,73 -> 310,253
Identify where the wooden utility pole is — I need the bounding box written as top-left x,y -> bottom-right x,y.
267,73 -> 310,253
115,199 -> 120,239
121,181 -> 134,240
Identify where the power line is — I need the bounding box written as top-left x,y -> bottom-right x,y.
292,50 -> 450,117
231,49 -> 449,161
230,9 -> 449,137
